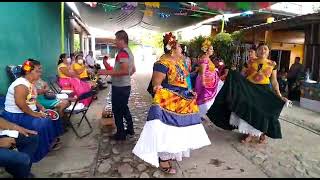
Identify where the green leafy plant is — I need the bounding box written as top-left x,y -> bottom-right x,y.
187,35 -> 206,58
211,32 -> 235,67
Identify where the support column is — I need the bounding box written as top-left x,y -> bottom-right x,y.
60,2 -> 65,53
91,35 -> 96,58
80,31 -> 84,53
69,18 -> 75,53
85,36 -> 89,56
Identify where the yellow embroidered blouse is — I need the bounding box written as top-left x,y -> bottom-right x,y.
244,59 -> 277,85
156,55 -> 189,88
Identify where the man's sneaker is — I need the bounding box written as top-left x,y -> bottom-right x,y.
125,130 -> 135,138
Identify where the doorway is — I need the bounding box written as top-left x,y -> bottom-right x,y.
270,50 -> 291,72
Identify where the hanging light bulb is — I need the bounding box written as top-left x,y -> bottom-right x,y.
267,17 -> 275,23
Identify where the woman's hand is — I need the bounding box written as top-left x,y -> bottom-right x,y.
33,111 -> 47,118
153,85 -> 163,92
190,90 -> 197,98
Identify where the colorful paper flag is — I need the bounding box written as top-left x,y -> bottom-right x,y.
207,2 -> 226,10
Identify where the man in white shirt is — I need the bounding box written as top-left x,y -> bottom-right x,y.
85,51 -> 96,74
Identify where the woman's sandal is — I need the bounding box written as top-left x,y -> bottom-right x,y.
240,134 -> 253,144
258,134 -> 267,144
56,137 -> 62,144
51,142 -> 62,151
158,158 -> 177,174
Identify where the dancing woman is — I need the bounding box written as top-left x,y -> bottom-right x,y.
133,32 -> 211,174
206,43 -> 289,144
194,39 -> 224,118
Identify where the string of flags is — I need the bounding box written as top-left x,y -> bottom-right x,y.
85,2 -> 273,18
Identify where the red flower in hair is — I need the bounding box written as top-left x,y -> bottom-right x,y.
163,32 -> 177,51
23,60 -> 32,72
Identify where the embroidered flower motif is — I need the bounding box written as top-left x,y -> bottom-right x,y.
253,73 -> 264,82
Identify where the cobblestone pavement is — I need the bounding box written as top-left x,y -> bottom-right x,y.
94,73 -> 320,178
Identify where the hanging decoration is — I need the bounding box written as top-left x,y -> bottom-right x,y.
240,11 -> 254,17
158,12 -> 170,19
162,2 -> 180,11
189,2 -> 199,11
102,3 -> 119,12
84,2 -> 97,8
207,2 -> 226,11
145,2 -> 160,9
144,8 -> 154,17
235,2 -> 251,11
258,2 -> 271,9
174,11 -> 188,16
121,2 -> 138,14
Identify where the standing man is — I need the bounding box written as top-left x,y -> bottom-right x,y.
99,30 -> 136,141
85,50 -> 96,74
287,57 -> 304,101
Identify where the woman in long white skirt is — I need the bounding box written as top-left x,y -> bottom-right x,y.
133,33 -> 211,174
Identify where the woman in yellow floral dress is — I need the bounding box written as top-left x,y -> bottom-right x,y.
133,32 -> 211,174
207,43 -> 289,144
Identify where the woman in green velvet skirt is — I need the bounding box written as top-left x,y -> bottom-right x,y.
206,43 -> 289,144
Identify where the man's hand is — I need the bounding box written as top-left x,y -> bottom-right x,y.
0,137 -> 16,148
14,125 -> 37,137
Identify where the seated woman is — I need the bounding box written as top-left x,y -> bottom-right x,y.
72,54 -> 90,81
57,53 -> 92,106
2,59 -> 63,163
35,78 -> 70,119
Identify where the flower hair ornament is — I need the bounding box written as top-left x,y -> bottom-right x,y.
201,39 -> 212,53
22,60 -> 33,73
164,32 -> 177,51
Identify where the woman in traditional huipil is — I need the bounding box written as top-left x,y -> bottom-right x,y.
133,33 -> 211,174
194,39 -> 224,118
206,43 -> 289,144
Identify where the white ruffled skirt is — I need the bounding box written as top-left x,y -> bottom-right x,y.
229,112 -> 263,137
132,119 -> 211,167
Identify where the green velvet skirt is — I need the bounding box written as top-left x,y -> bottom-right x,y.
37,95 -> 60,109
206,70 -> 285,139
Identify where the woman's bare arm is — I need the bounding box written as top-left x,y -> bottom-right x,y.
14,85 -> 45,118
151,71 -> 166,92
